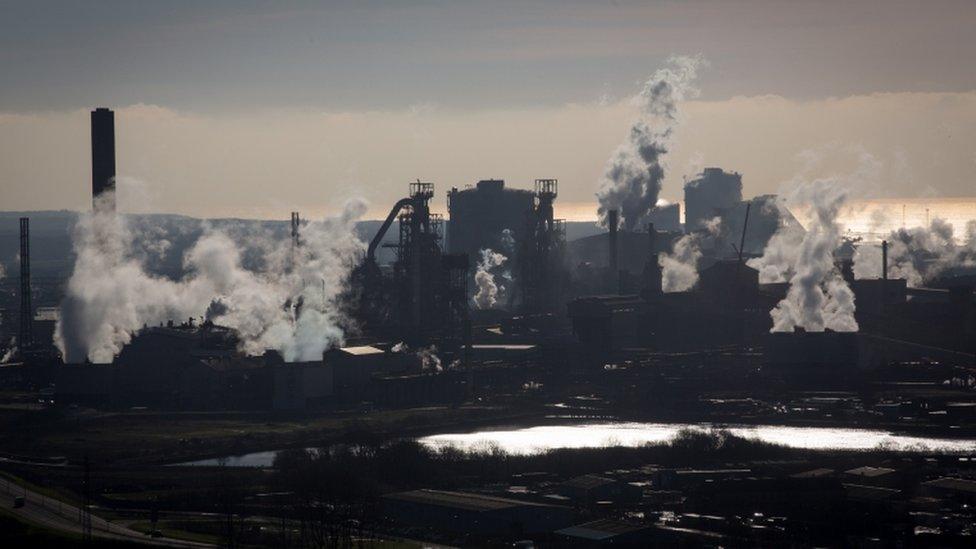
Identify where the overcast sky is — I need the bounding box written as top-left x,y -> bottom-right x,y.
2,0 -> 975,219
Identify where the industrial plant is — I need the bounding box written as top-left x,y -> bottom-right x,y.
0,105 -> 973,548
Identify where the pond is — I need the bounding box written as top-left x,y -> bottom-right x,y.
174,421 -> 976,467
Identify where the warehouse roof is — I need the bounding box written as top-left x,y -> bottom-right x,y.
339,345 -> 385,356
383,489 -> 557,512
556,519 -> 647,541
845,466 -> 897,478
923,477 -> 976,494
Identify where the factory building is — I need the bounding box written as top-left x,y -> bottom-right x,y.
55,323 -> 335,411
684,168 -> 743,232
712,195 -> 803,256
447,179 -> 534,257
646,202 -> 681,232
358,181 -> 470,346
555,474 -> 643,505
555,519 -> 655,546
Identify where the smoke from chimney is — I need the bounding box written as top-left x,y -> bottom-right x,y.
596,55 -> 706,231
473,248 -> 507,309
56,190 -> 367,363
853,218 -> 976,286
753,151 -> 882,332
659,216 -> 721,292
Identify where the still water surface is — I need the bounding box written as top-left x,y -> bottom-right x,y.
419,422 -> 976,455
177,422 -> 976,467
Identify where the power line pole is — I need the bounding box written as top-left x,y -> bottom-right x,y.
82,455 -> 92,542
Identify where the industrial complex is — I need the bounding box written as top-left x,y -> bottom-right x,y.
0,108 -> 974,547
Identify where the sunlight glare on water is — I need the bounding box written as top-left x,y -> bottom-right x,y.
418,422 -> 976,455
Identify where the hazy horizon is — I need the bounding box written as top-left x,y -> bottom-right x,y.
3,1 -> 976,219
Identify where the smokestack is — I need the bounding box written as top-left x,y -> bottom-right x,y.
642,222 -> 662,299
881,240 -> 888,281
291,212 -> 300,247
608,209 -> 619,292
647,222 -> 656,255
91,108 -> 116,211
19,217 -> 33,349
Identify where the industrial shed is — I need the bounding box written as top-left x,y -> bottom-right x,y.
555,474 -> 642,505
555,519 -> 653,546
382,489 -> 574,535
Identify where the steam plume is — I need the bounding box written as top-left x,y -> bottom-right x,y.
659,217 -> 720,292
596,55 -> 705,230
473,248 -> 507,309
755,154 -> 881,332
56,192 -> 366,363
853,218 -> 976,286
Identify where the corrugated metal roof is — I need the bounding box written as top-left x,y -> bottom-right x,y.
340,345 -> 385,356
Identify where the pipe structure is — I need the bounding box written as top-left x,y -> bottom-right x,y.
367,197 -> 413,263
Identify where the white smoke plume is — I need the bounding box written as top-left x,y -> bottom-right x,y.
56,192 -> 367,363
596,55 -> 706,231
760,163 -> 874,332
659,217 -> 721,292
473,248 -> 507,309
853,218 -> 976,286
747,210 -> 805,284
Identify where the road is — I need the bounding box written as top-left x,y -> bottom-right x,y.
0,475 -> 213,547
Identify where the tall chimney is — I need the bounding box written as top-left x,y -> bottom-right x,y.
642,222 -> 662,298
881,240 -> 888,281
608,210 -> 619,292
647,222 -> 656,256
91,108 -> 116,211
19,217 -> 33,350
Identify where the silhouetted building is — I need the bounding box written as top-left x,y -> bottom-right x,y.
447,179 -> 534,257
684,167 -> 742,232
647,202 -> 681,232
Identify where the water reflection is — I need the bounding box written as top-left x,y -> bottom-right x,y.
419,422 -> 976,455
174,421 -> 976,467
175,450 -> 281,468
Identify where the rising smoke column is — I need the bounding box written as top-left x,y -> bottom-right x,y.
853,218 -> 976,286
761,177 -> 861,333
473,248 -> 507,309
596,55 -> 705,230
752,151 -> 883,332
659,217 -> 720,292
56,193 -> 367,363
57,193 -> 207,363
746,201 -> 805,284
